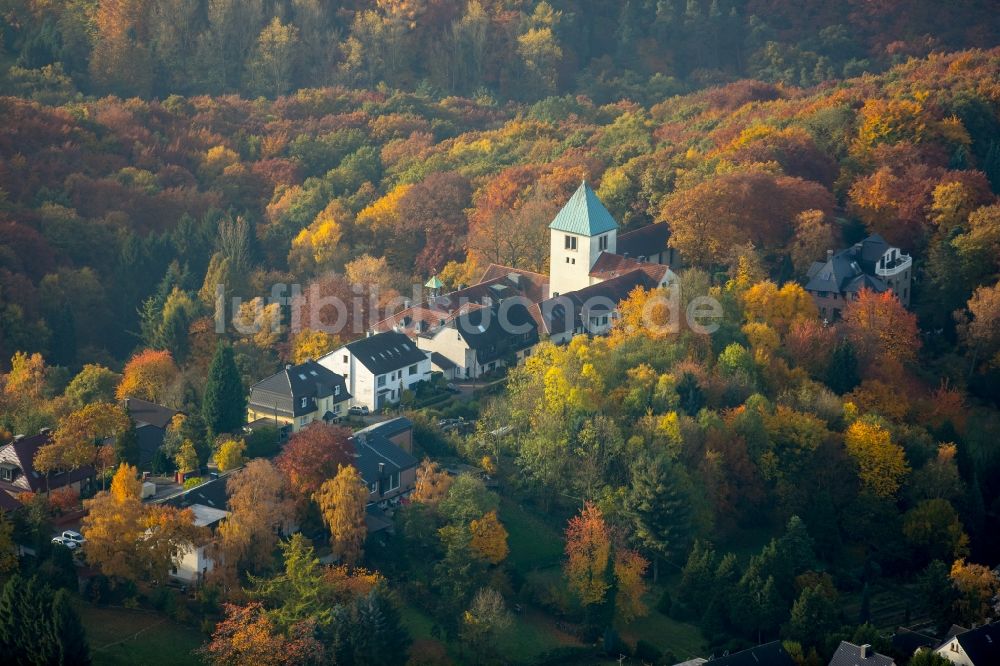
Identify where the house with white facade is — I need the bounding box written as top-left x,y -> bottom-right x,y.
934,622 -> 1000,666
372,181 -> 677,355
319,331 -> 432,412
158,474 -> 232,585
417,301 -> 539,379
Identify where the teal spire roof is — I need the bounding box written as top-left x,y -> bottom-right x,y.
425,275 -> 443,289
548,181 -> 619,236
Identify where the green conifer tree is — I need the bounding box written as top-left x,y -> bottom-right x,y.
202,342 -> 245,438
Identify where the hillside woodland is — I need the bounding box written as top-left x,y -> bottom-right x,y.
1,2 -> 1000,663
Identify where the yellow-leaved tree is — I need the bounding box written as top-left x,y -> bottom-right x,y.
83,463 -> 205,582
469,510 -> 509,565
314,465 -> 368,566
288,200 -> 349,275
411,459 -> 453,506
291,329 -> 341,364
844,419 -> 910,498
175,439 -> 200,475
214,438 -> 246,472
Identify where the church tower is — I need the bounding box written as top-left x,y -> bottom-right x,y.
548,181 -> 619,297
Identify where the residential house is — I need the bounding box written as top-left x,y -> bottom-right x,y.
350,418 -> 419,533
417,301 -> 539,379
530,267 -> 673,344
0,430 -> 94,500
319,331 -> 432,412
353,417 -> 415,454
703,641 -> 797,666
805,234 -> 913,321
158,474 -> 231,584
935,622 -> 1000,665
371,182 -> 677,357
122,397 -> 181,469
891,627 -> 938,658
829,641 -> 895,666
247,360 -> 351,432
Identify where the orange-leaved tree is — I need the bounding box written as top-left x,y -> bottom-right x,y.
116,349 -> 179,403
469,510 -> 510,565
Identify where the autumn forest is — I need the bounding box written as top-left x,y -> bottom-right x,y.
2,1 -> 1000,665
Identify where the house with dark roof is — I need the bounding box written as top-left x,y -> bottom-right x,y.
122,398 -> 181,469
156,474 -> 233,584
348,418 -> 419,533
805,234 -> 912,321
617,221 -> 679,268
530,268 -> 670,344
828,641 -> 896,666
371,183 -> 677,360
0,430 -> 94,498
319,331 -> 432,412
416,301 -> 539,379
934,621 -> 1000,665
247,360 -> 351,433
704,641 -> 797,666
354,417 -> 414,454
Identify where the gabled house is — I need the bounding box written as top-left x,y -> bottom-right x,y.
247,360 -> 351,432
349,418 -> 419,533
372,184 -> 678,358
702,641 -> 797,666
935,621 -> 1000,665
0,430 -> 94,499
158,474 -> 231,584
530,266 -> 673,344
319,331 -> 432,412
829,641 -> 895,666
416,301 -> 539,379
122,397 -> 181,469
805,234 -> 913,321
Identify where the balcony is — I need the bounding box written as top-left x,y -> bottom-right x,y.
875,253 -> 911,277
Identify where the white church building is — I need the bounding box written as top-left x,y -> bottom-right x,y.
373,181 -> 679,373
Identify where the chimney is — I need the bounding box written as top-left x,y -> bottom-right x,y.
378,462 -> 385,474
826,249 -> 834,261
13,434 -> 24,442
39,427 -> 52,435
860,644 -> 871,659
404,299 -> 411,308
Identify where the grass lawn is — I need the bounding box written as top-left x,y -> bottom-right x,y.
402,601 -> 581,664
78,603 -> 205,666
619,606 -> 707,663
500,497 -> 565,573
498,608 -> 583,663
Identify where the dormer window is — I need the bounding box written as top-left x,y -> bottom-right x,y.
300,397 -> 308,409
0,464 -> 18,482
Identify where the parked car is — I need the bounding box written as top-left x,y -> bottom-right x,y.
62,530 -> 85,545
446,383 -> 461,394
51,536 -> 78,550
348,405 -> 370,416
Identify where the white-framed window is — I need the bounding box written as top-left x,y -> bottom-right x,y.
387,472 -> 400,491
377,375 -> 386,387
564,235 -> 577,250
300,397 -> 308,409
0,465 -> 16,482
334,385 -> 340,396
